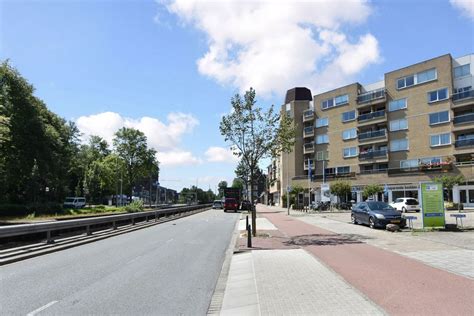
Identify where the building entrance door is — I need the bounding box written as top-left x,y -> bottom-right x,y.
459,187 -> 474,207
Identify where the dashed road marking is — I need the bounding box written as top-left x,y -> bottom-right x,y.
27,300 -> 58,316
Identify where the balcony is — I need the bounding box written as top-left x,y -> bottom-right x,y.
359,168 -> 388,175
358,129 -> 386,141
452,89 -> 474,102
304,160 -> 314,170
358,110 -> 386,123
303,126 -> 314,138
304,143 -> 315,154
453,113 -> 474,125
312,172 -> 356,180
303,110 -> 314,122
388,162 -> 453,175
357,88 -> 386,104
359,149 -> 387,160
455,138 -> 474,148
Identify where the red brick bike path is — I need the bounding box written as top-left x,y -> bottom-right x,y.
256,205 -> 474,315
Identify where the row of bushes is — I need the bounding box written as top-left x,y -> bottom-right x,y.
0,202 -> 64,217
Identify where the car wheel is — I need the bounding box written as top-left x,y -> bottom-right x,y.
351,214 -> 358,224
369,217 -> 376,229
224,209 -> 227,213
402,207 -> 407,213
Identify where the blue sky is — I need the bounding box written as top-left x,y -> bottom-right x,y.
1,0 -> 473,192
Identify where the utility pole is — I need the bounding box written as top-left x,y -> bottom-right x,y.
156,161 -> 160,206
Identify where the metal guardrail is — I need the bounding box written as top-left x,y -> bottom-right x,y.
0,204 -> 212,243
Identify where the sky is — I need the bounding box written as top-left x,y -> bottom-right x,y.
1,0 -> 473,192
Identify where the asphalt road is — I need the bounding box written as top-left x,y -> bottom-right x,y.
0,209 -> 239,315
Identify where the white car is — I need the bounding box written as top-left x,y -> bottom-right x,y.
63,197 -> 86,209
390,198 -> 420,213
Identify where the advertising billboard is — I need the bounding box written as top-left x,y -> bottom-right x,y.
420,182 -> 445,228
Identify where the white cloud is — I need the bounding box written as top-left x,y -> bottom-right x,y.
157,150 -> 202,166
160,0 -> 380,96
76,111 -> 201,167
205,146 -> 238,163
450,0 -> 474,20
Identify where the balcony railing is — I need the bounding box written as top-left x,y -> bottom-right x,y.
455,138 -> 474,148
358,110 -> 385,122
358,129 -> 386,140
303,110 -> 314,121
453,113 -> 474,125
388,162 -> 453,175
304,143 -> 315,153
303,126 -> 314,137
312,172 -> 356,180
359,168 -> 388,175
357,88 -> 386,104
358,149 -> 387,160
452,89 -> 474,102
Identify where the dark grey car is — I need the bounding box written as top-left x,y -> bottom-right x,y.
351,201 -> 406,229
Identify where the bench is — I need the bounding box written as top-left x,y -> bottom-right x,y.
450,214 -> 466,228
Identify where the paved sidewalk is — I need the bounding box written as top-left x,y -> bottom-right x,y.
218,205 -> 474,315
288,208 -> 474,279
221,249 -> 384,315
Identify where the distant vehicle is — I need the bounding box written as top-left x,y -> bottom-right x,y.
224,198 -> 239,212
63,197 -> 86,209
390,198 -> 420,212
351,201 -> 406,229
212,200 -> 223,209
224,187 -> 242,207
240,200 -> 251,211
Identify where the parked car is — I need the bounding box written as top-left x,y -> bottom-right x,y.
224,198 -> 239,212
351,201 -> 406,229
63,197 -> 86,209
240,200 -> 252,211
390,198 -> 420,212
212,200 -> 223,209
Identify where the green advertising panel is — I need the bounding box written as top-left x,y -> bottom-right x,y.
420,182 -> 445,228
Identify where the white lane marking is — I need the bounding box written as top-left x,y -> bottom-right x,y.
166,238 -> 173,243
27,300 -> 58,316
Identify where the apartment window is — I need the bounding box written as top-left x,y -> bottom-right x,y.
430,133 -> 451,147
397,68 -> 437,89
321,94 -> 349,110
389,119 -> 408,131
337,166 -> 350,174
335,94 -> 349,106
390,139 -> 409,152
343,147 -> 358,158
429,111 -> 450,125
316,151 -> 328,161
341,110 -> 356,122
428,88 -> 449,103
454,64 -> 470,78
342,128 -> 357,140
316,134 -> 329,144
316,117 -> 329,128
401,159 -> 418,170
388,98 -> 407,112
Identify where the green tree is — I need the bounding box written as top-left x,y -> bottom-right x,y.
363,184 -> 383,200
220,88 -> 295,236
434,174 -> 465,202
218,180 -> 228,198
0,61 -> 79,206
290,185 -> 304,208
330,181 -> 352,202
113,127 -> 157,200
232,178 -> 244,189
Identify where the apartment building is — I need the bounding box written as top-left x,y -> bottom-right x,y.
279,53 -> 474,207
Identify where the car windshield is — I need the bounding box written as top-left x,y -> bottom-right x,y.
367,202 -> 394,210
405,199 -> 418,205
